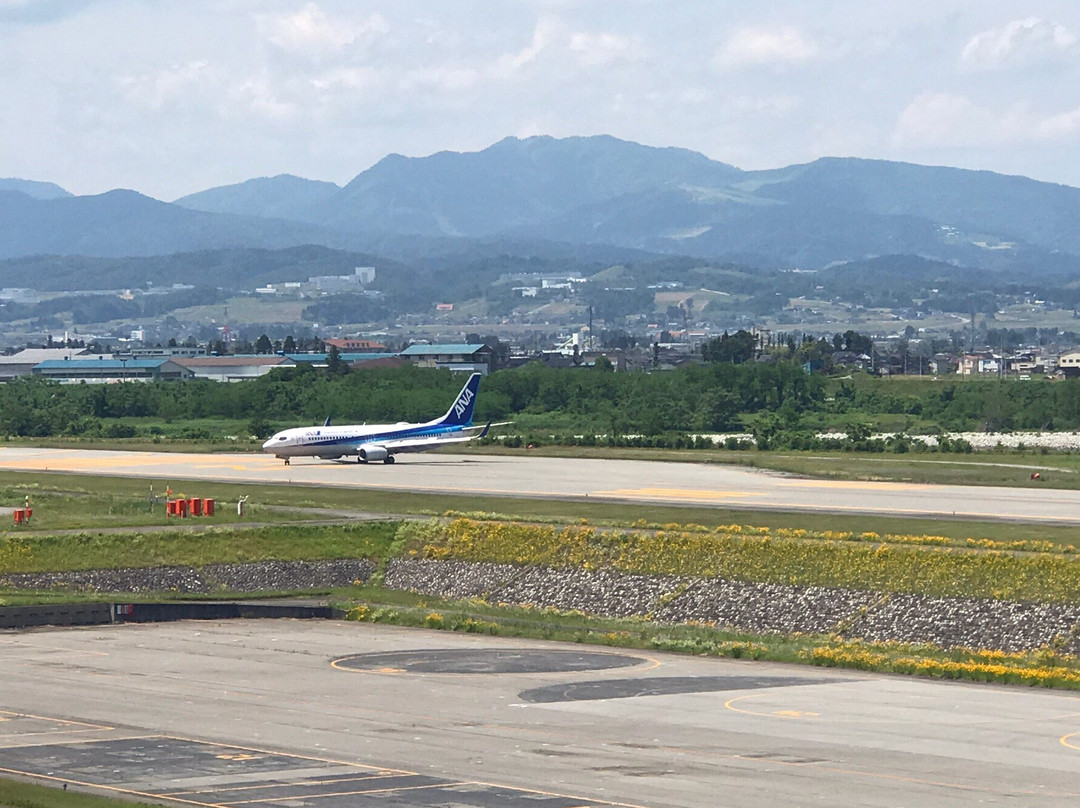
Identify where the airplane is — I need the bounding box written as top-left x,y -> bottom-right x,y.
262,372 -> 489,465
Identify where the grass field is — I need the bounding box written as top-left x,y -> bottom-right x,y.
0,777 -> 161,808
4,468 -> 1080,544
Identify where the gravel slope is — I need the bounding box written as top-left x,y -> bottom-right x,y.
386,558 -> 1080,654
6,556 -> 1078,654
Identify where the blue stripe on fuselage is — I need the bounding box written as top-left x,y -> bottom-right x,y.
295,423 -> 460,448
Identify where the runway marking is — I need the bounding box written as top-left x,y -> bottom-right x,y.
0,731 -> 652,808
164,773 -> 408,796
0,639 -> 110,657
0,710 -> 113,730
723,694 -> 818,719
0,728 -> 115,740
649,741 -> 1080,799
220,781 -> 477,804
0,766 -> 220,808
785,479 -> 925,491
593,488 -> 764,501
1061,731 -> 1080,751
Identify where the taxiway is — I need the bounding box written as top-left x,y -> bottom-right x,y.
1,620 -> 1079,807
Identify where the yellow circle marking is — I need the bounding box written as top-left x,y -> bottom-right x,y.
1061,731 -> 1080,751
724,693 -> 817,719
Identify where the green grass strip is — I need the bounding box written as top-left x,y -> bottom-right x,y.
0,522 -> 400,574
6,468 -> 1080,548
0,777 -> 160,808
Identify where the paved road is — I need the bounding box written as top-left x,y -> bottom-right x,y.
1,446 -> 1079,523
1,621 -> 1077,807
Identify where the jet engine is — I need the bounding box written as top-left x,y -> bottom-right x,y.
358,445 -> 392,463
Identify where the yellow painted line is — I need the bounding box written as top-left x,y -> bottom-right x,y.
165,773 -> 406,796
0,766 -> 225,808
159,737 -> 652,807
0,710 -> 113,729
594,488 -> 765,501
1061,731 -> 1080,751
0,728 -> 117,740
0,639 -> 110,657
786,480 -> 925,491
466,777 -> 655,808
0,735 -> 159,751
162,733 -> 415,774
724,693 -> 818,719
221,781 -> 477,804
650,742 -> 1079,798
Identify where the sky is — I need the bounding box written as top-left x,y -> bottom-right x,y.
3,0 -> 1080,201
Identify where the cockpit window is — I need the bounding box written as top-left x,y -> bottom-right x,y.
277,436 -> 287,441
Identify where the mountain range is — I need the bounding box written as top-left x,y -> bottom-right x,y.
3,135 -> 1080,276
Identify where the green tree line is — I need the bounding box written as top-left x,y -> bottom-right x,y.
1,363 -> 1079,440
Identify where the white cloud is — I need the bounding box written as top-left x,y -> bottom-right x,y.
260,3 -> 388,57
894,92 -> 1000,146
716,27 -> 818,69
961,17 -> 1077,70
1032,105 -> 1080,139
309,66 -> 379,92
230,75 -> 296,120
894,92 -> 1080,147
728,94 -> 801,116
116,61 -> 210,111
568,30 -> 641,66
401,65 -> 482,92
499,16 -> 559,71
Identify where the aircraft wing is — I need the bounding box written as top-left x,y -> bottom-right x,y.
376,422 -> 494,455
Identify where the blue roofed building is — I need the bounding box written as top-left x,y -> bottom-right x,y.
285,353 -> 401,367
33,358 -> 194,383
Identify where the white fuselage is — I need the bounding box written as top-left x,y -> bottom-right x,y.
261,372 -> 485,464
262,419 -> 460,459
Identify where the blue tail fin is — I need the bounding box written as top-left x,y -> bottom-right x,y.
440,373 -> 482,426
